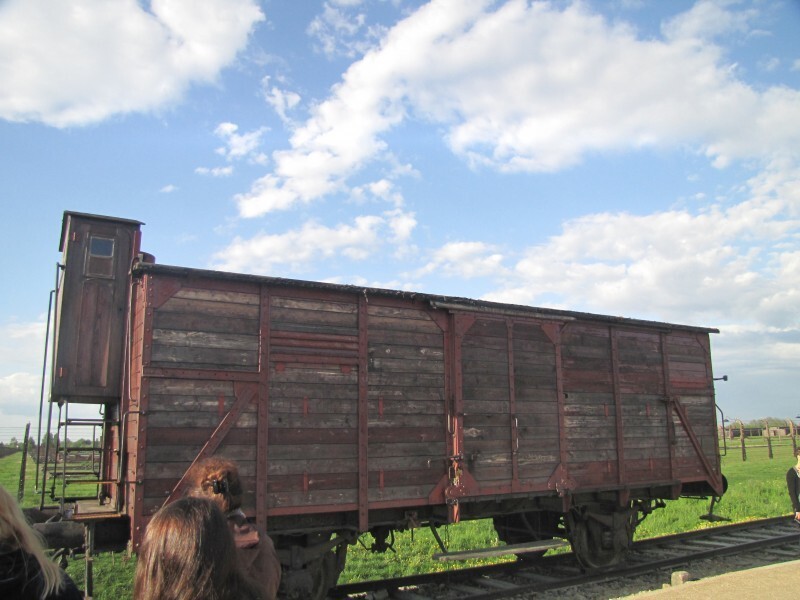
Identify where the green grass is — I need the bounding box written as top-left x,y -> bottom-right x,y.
1,439 -> 796,598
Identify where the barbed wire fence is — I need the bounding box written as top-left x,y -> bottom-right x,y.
1,424 -> 102,444
0,425 -> 34,446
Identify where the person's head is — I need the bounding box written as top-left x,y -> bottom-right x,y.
0,485 -> 64,600
134,497 -> 259,600
186,457 -> 243,513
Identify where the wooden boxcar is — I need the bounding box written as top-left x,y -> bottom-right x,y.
45,211 -> 725,598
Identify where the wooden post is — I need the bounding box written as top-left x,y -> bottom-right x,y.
763,420 -> 773,459
788,419 -> 797,456
736,419 -> 746,462
18,423 -> 30,502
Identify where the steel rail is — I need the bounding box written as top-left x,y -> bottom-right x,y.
330,516 -> 800,599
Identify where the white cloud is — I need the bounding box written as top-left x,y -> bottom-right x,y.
0,319 -> 47,377
0,320 -> 49,438
235,0 -> 800,217
482,163 -> 800,331
0,0 -> 264,127
0,372 -> 39,413
661,0 -> 757,41
307,1 -> 386,59
212,209 -> 417,273
415,241 -> 508,280
350,178 -> 405,208
197,121 -> 268,177
214,122 -> 268,164
160,184 -> 178,193
195,166 -> 234,177
262,77 -> 302,125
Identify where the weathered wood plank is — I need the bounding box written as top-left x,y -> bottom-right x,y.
517,452 -> 559,467
462,336 -> 507,351
270,427 -> 356,445
368,314 -> 442,334
270,381 -> 358,399
150,345 -> 258,368
268,489 -> 357,508
516,427 -> 560,442
270,367 -> 358,385
147,394 -> 238,413
154,311 -> 259,335
270,414 -> 358,428
367,329 -> 443,348
463,373 -> 511,389
368,414 -> 446,428
145,444 -> 256,463
174,288 -> 260,305
368,357 -> 445,374
368,388 -> 446,402
269,444 -> 357,460
515,390 -> 559,405
369,455 -> 444,471
367,305 -> 433,321
464,319 -> 508,339
367,442 -> 446,458
368,485 -> 432,502
461,358 -> 509,376
147,427 -> 257,446
368,343 -> 444,360
368,400 -> 445,415
268,458 -> 358,476
271,306 -> 358,329
463,414 -> 512,427
269,473 -> 357,493
463,387 -> 511,402
368,469 -> 444,487
271,296 -> 357,314
146,411 -> 258,428
158,296 -> 260,319
271,322 -> 359,337
462,425 -> 509,441
367,372 -> 444,387
269,397 -> 358,414
369,427 -> 444,443
147,378 -> 234,396
153,329 -> 259,351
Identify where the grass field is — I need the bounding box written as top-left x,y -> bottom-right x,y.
1,439 -> 796,599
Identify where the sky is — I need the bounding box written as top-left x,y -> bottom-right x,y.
0,0 -> 798,442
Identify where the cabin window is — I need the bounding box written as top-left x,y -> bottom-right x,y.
85,236 -> 115,277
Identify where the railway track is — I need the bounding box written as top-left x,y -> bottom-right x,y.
330,516 -> 800,599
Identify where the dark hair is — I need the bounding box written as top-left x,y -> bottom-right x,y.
186,457 -> 243,513
134,497 -> 261,600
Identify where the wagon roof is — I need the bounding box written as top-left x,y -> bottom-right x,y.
60,211 -> 144,252
134,261 -> 719,334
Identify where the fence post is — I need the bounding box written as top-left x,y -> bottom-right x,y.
763,420 -> 773,459
736,419 -> 746,462
788,419 -> 797,456
18,423 -> 31,503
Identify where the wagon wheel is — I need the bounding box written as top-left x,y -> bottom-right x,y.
566,509 -> 634,570
278,535 -> 348,600
305,553 -> 334,600
493,511 -> 561,562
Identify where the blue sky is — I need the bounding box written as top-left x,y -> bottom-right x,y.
1,0 -> 799,440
